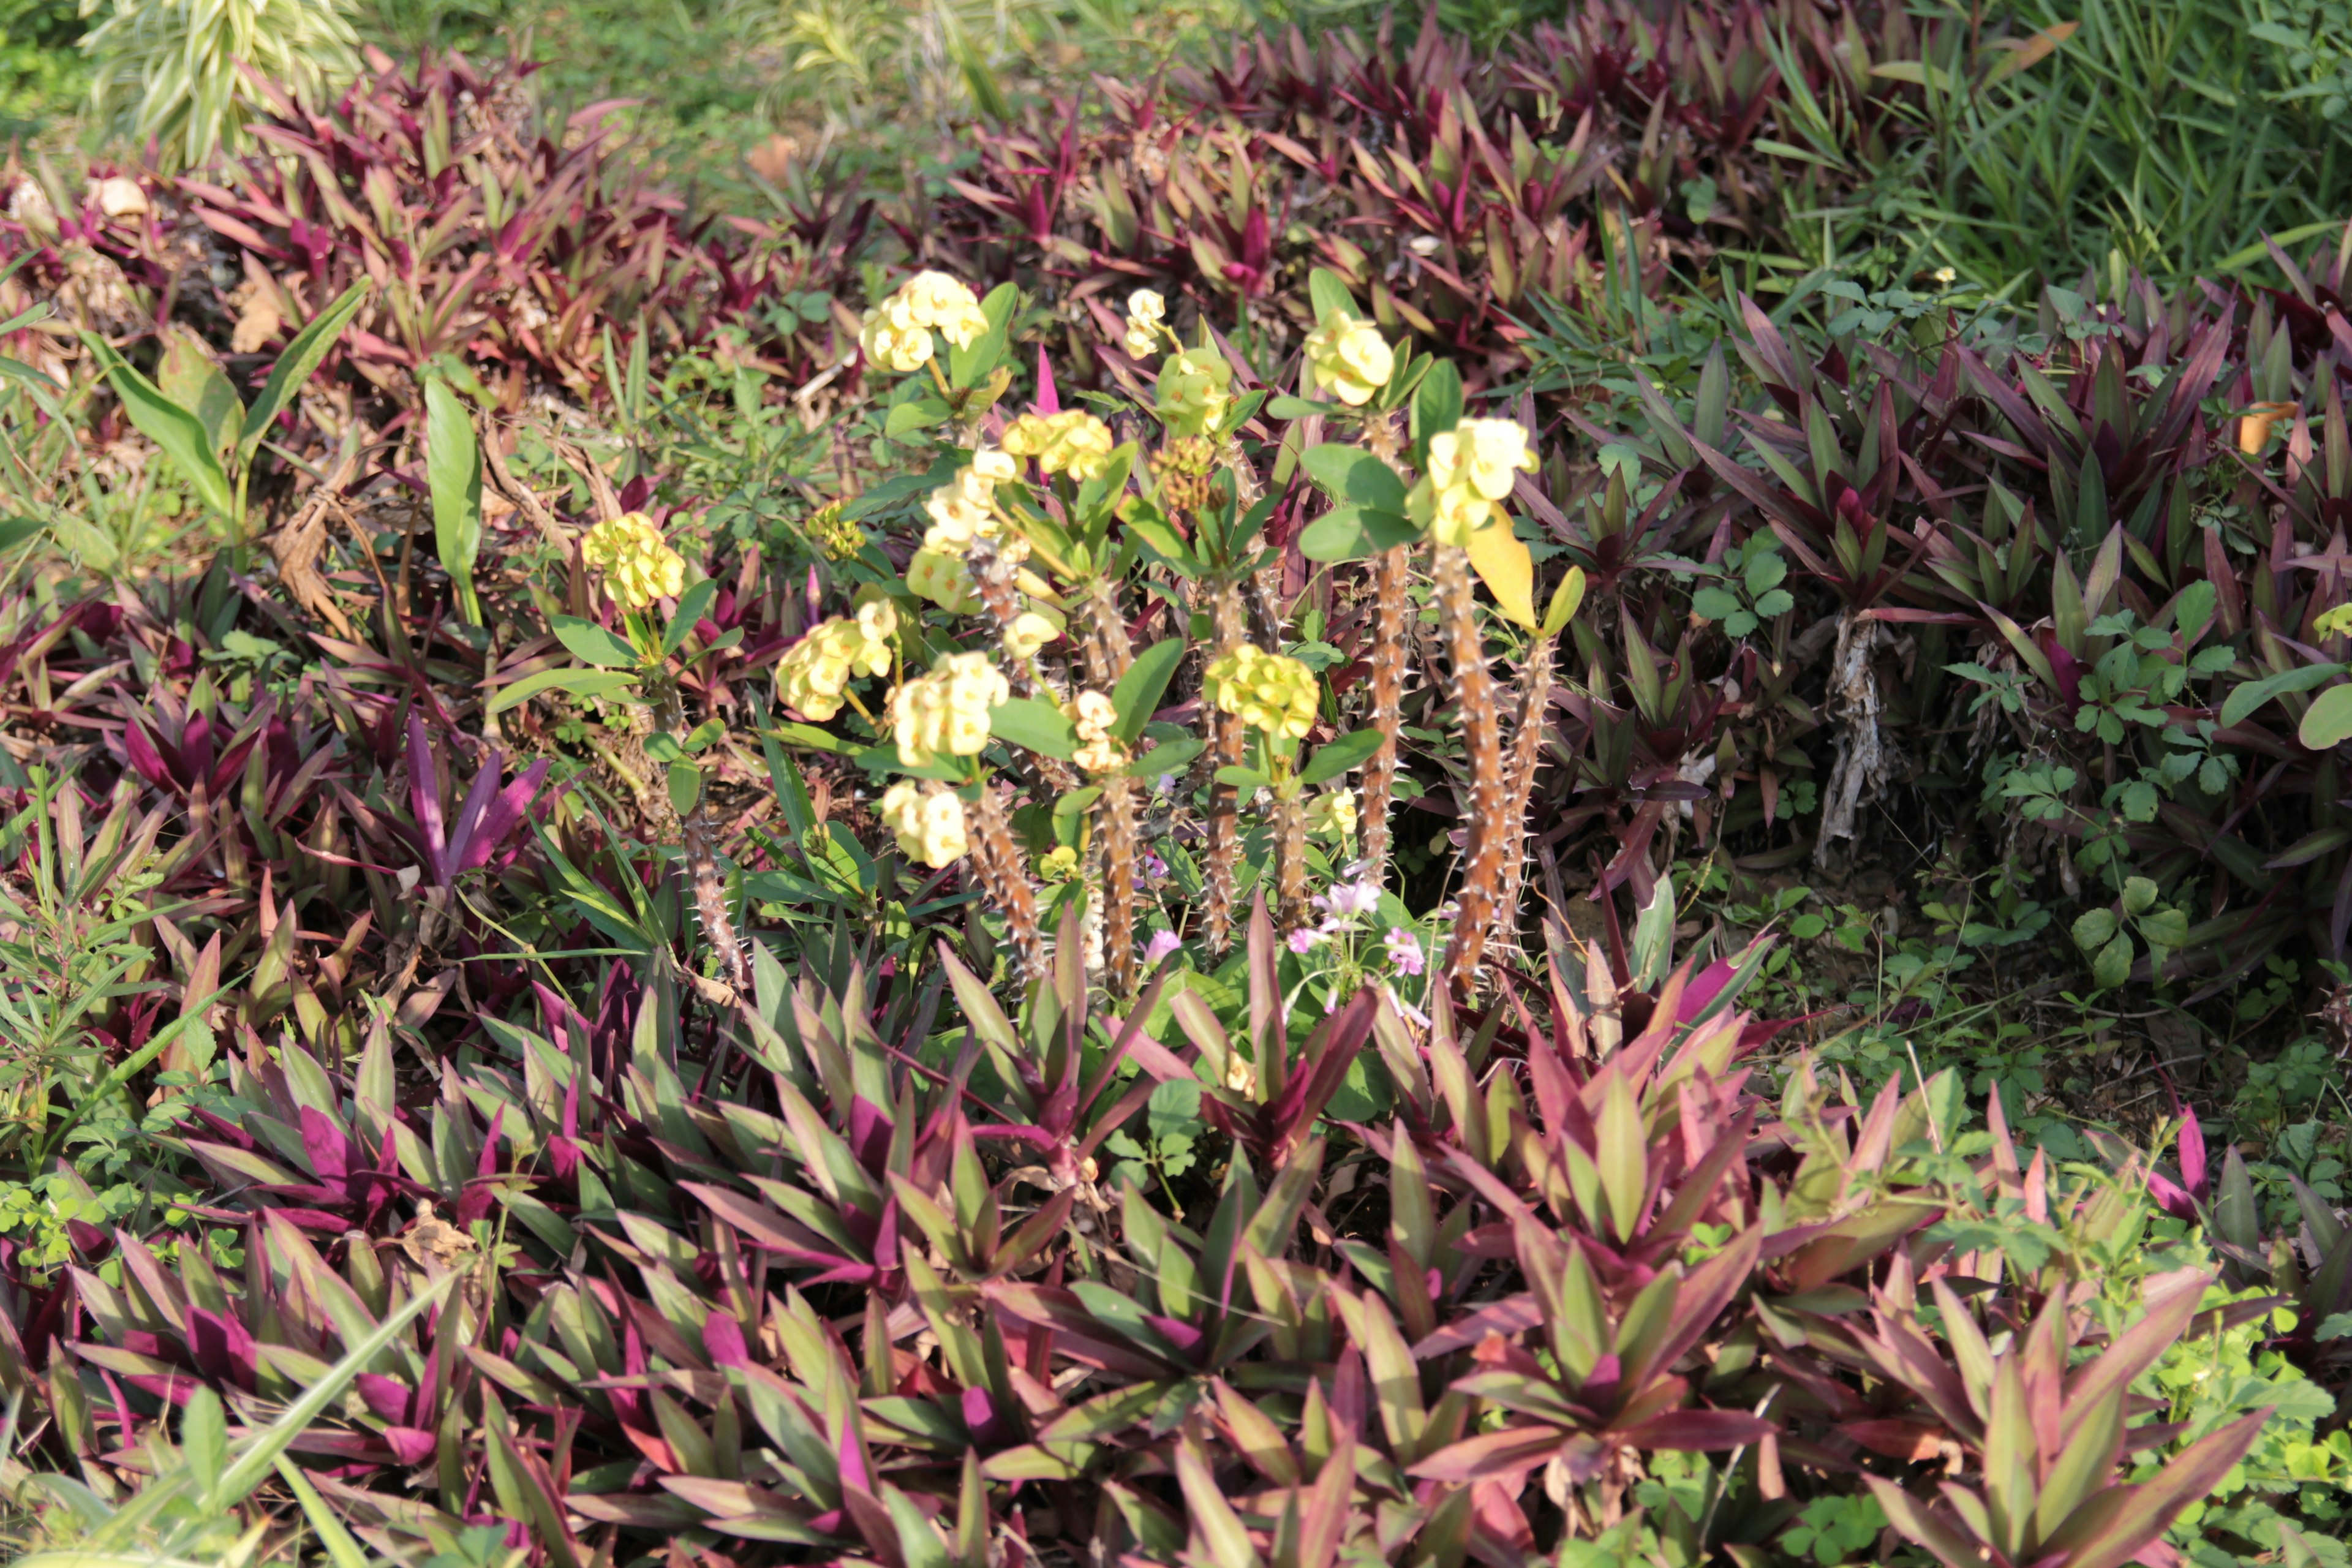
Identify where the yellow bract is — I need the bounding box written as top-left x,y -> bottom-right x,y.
1003,410 -> 1117,481
879,780 -> 968,867
580,512 -> 685,611
1204,645 -> 1317,742
1065,689 -> 1127,773
890,652 -> 1009,767
1306,789 -> 1357,838
1158,342 -> 1232,437
861,270 -> 989,374
1303,314 -> 1394,407
775,600 -> 897,720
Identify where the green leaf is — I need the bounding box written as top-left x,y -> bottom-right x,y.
0,516 -> 45,554
2120,875 -> 2158,916
989,697 -> 1079,760
1692,586 -> 1743,620
2220,663 -> 2344,727
1298,504 -> 1419,562
1412,360 -> 1463,469
158,333 -> 242,457
1300,729 -> 1384,785
239,280 -> 370,462
83,334 -> 232,521
424,375 -> 483,623
667,761 -> 703,817
887,398 -> 952,435
183,1387 -> 227,1504
1267,395 -> 1340,420
1308,268 -> 1359,324
549,613 -> 639,668
1110,638 -> 1185,744
488,666 -> 641,714
1126,736 -> 1204,777
2071,908 -> 2118,951
1302,445 -> 1408,513
1214,765 -> 1270,791
664,578 -> 719,655
2092,932 -> 2133,989
1631,872 -> 1675,989
2299,682 -> 2352,749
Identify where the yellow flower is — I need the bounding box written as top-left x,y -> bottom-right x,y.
2317,605 -> 2352,639
1003,410 -> 1116,481
922,447 -> 1031,560
905,549 -> 979,612
1420,418 -> 1537,547
1204,644 -> 1317,742
860,271 -> 989,374
900,270 -> 989,348
1004,609 -> 1060,660
775,601 -> 897,720
1038,845 -> 1080,880
1158,342 -> 1232,437
1430,418 -> 1536,503
1065,688 -> 1127,773
890,651 -> 1008,767
880,780 -> 968,868
1303,314 -> 1394,407
1224,1052 -> 1257,1096
1124,288 -> 1167,358
580,512 -> 686,610
806,501 -> 865,560
861,295 -> 934,374
1306,789 -> 1357,839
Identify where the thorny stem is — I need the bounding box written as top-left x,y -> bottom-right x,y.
1494,633 -> 1555,965
1360,544 -> 1411,879
1434,545 -> 1506,1000
1273,788 -> 1308,933
655,679 -> 748,996
1099,776 -> 1140,997
968,782 -> 1047,982
1358,412 -> 1412,885
1083,587 -> 1139,998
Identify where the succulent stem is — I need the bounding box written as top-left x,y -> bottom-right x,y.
1434,545 -> 1505,999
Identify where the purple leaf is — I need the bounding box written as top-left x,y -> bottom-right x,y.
186,1306 -> 258,1392
406,712 -> 450,883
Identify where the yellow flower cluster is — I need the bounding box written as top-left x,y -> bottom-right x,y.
890,652 -> 1009,767
905,550 -> 979,613
1158,342 -> 1232,437
1306,789 -> 1357,839
1204,644 -> 1317,741
1422,418 -> 1537,546
861,271 -> 989,374
775,600 -> 896,720
581,512 -> 685,610
1037,845 -> 1080,881
2318,604 -> 2352,639
922,448 -> 1023,557
1002,410 -> 1115,481
879,780 -> 968,868
1303,314 -> 1393,407
805,502 -> 865,561
1004,609 -> 1060,660
1064,689 -> 1126,773
1124,288 -> 1166,358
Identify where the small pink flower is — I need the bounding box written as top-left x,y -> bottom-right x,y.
1384,927 -> 1424,976
1143,929 -> 1183,965
1287,928 -> 1325,956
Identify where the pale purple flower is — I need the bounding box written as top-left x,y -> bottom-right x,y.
1287,928 -> 1326,956
1318,877 -> 1381,921
1142,854 -> 1169,880
1143,929 -> 1183,965
1384,927 -> 1424,976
